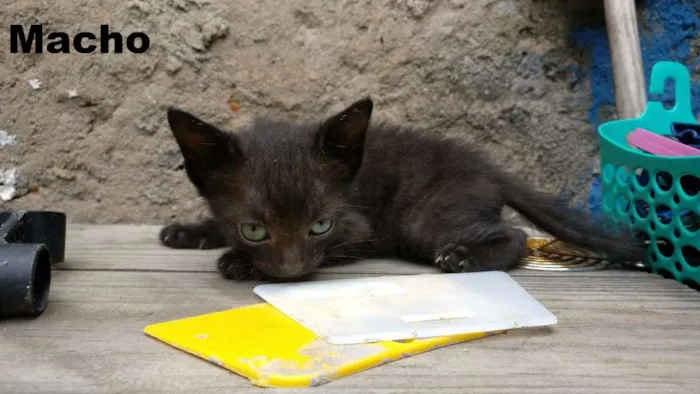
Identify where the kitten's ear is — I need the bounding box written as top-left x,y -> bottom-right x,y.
166,108 -> 243,191
315,97 -> 373,174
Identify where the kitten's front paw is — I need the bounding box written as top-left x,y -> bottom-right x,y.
218,250 -> 263,281
159,223 -> 221,250
434,243 -> 476,273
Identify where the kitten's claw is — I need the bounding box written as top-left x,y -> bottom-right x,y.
434,243 -> 476,273
159,223 -> 223,250
217,250 -> 263,281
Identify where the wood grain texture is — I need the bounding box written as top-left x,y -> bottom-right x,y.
61,224 -> 634,277
2,225 -> 700,393
604,0 -> 647,119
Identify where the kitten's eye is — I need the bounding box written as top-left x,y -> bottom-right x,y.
240,223 -> 269,242
309,218 -> 333,236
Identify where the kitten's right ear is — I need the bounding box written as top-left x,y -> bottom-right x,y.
166,108 -> 243,191
314,97 -> 373,176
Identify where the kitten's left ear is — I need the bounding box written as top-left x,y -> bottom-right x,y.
315,97 -> 373,174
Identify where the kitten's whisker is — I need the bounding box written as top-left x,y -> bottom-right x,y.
325,204 -> 371,209
327,237 -> 388,251
326,254 -> 367,260
238,271 -> 251,280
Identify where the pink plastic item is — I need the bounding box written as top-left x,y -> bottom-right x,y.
627,128 -> 700,157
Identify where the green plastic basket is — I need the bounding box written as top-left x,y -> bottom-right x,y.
598,61 -> 700,288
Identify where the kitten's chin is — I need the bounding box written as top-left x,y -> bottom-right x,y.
264,272 -> 317,283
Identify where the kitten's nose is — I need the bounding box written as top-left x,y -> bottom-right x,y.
280,248 -> 306,276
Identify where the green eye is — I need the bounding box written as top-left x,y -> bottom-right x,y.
309,218 -> 333,236
240,223 -> 268,242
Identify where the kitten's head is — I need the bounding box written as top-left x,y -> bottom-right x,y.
166,98 -> 374,280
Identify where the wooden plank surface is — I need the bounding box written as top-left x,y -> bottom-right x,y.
2,225 -> 700,394
62,224 -> 642,278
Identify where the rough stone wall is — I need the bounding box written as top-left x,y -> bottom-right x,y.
0,0 -> 597,224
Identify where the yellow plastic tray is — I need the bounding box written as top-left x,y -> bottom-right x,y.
144,303 -> 500,388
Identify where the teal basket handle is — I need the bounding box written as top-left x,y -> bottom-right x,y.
643,61 -> 695,123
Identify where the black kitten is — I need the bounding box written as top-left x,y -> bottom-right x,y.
160,98 -> 645,281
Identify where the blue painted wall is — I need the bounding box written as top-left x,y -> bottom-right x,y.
568,0 -> 700,215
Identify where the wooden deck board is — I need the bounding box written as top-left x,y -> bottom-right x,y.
62,224 -> 652,278
2,224 -> 700,393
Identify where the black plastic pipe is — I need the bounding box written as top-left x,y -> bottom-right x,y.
0,243 -> 52,317
0,211 -> 66,263
0,211 -> 66,318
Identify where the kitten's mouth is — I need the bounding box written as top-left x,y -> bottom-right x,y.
257,262 -> 319,282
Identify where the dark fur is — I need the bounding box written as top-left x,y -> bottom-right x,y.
160,97 -> 646,281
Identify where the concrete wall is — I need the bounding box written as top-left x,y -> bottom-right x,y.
0,0 -> 697,224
